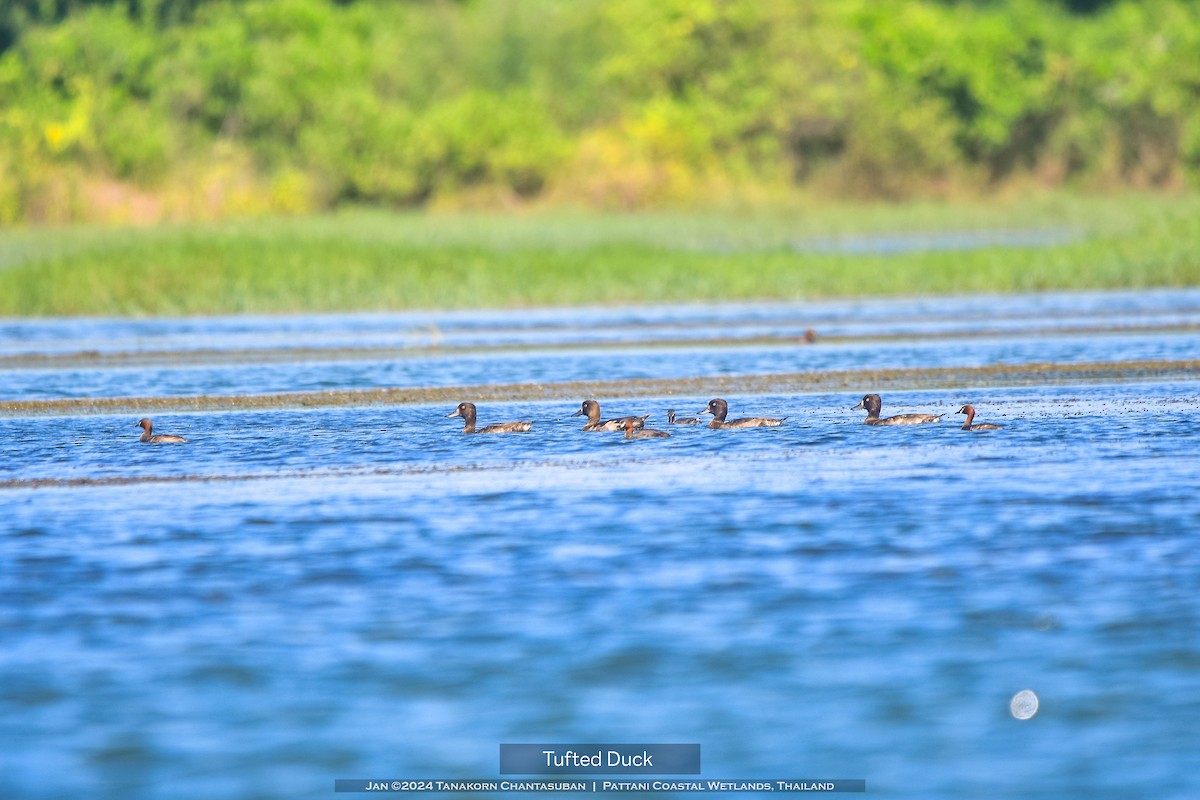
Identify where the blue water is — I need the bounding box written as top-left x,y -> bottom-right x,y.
2,330 -> 1196,401
2,293 -> 1199,800
2,288 -> 1198,357
2,288 -> 1198,401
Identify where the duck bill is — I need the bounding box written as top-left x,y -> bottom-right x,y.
851,401 -> 865,410
569,409 -> 585,417
445,410 -> 462,418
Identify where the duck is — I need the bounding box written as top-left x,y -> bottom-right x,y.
697,398 -> 786,429
852,394 -> 942,426
570,399 -> 649,432
667,409 -> 702,425
623,418 -> 670,439
446,402 -> 532,434
956,404 -> 1003,431
137,418 -> 187,443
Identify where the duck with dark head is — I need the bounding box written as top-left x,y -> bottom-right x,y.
446,402 -> 533,434
570,399 -> 649,432
852,394 -> 941,426
697,398 -> 786,429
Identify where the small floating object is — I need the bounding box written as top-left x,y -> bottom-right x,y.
624,418 -> 670,439
698,398 -> 786,429
852,394 -> 941,426
1010,689 -> 1039,720
956,404 -> 1004,431
137,418 -> 187,443
571,399 -> 649,432
446,402 -> 532,434
667,410 -> 702,425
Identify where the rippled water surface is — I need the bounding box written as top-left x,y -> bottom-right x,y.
2,291 -> 1199,800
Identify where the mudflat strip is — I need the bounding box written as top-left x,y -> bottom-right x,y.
1,359 -> 1197,417
1,322 -> 1196,370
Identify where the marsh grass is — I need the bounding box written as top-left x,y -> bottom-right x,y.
1,193 -> 1198,316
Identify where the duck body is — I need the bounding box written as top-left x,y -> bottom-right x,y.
623,418 -> 670,439
698,398 -> 786,429
865,414 -> 942,427
571,399 -> 648,432
852,394 -> 942,426
667,410 -> 701,425
137,418 -> 187,443
477,421 -> 535,434
447,402 -> 532,434
956,404 -> 1003,431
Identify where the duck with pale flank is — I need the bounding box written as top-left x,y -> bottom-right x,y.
956,404 -> 1003,431
447,402 -> 533,434
698,398 -> 786,429
570,399 -> 649,432
623,418 -> 670,439
667,409 -> 702,425
852,394 -> 942,426
137,418 -> 187,443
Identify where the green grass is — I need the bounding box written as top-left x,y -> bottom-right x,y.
1,193 -> 1198,316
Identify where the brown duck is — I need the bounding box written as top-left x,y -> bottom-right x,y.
956,404 -> 1003,431
447,402 -> 533,434
852,394 -> 942,426
137,418 -> 187,443
623,418 -> 670,439
698,398 -> 786,429
571,399 -> 649,432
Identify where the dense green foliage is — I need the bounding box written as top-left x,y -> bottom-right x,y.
0,0 -> 1198,224
2,194 -> 1198,315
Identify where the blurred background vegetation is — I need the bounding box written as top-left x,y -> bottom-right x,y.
1,0 -> 1198,226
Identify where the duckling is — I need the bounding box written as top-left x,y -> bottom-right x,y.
623,418 -> 670,439
136,418 -> 187,443
667,409 -> 702,425
851,394 -> 942,426
571,399 -> 649,432
956,404 -> 1003,431
446,402 -> 532,434
697,398 -> 786,429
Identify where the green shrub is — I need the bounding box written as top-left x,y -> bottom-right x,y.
1,0 -> 1199,223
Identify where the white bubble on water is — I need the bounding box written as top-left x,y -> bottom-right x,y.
1010,689 -> 1039,720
